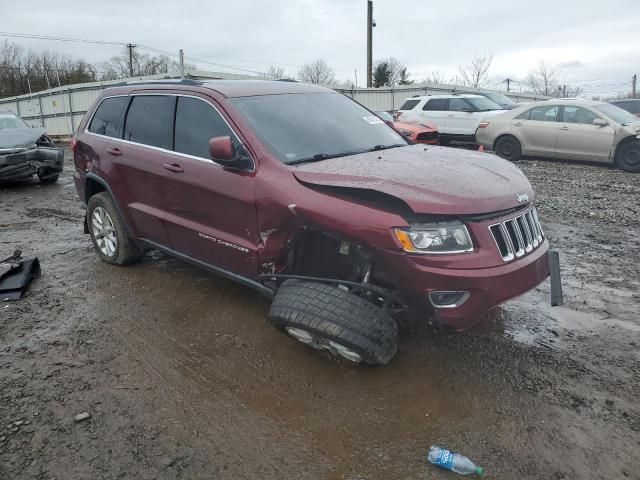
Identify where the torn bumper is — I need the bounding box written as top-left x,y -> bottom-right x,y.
380,241 -> 550,330
0,147 -> 64,183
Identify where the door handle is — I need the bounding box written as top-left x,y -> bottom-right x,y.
513,122 -> 523,126
106,147 -> 122,156
559,126 -> 569,130
163,163 -> 184,173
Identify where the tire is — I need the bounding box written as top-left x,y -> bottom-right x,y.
495,135 -> 522,161
615,140 -> 640,172
37,172 -> 59,184
268,280 -> 398,365
438,137 -> 451,147
87,192 -> 142,265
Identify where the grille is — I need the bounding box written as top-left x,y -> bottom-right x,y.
416,131 -> 438,141
489,207 -> 544,262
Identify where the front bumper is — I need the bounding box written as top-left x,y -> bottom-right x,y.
0,147 -> 64,183
380,240 -> 550,330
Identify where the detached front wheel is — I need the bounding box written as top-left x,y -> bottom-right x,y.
268,280 -> 398,365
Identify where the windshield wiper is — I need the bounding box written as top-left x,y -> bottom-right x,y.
286,144 -> 406,165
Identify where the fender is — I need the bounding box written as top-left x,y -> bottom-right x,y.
84,173 -> 136,239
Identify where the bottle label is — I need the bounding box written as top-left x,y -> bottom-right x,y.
436,449 -> 454,470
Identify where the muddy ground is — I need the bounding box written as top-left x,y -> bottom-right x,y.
1,148 -> 639,480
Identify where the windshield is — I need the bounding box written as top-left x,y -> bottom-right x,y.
483,93 -> 517,108
231,93 -> 407,164
467,97 -> 504,111
0,113 -> 29,130
593,103 -> 638,126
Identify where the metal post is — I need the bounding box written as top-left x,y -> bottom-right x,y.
366,0 -> 373,88
179,49 -> 185,79
67,87 -> 75,134
633,74 -> 637,98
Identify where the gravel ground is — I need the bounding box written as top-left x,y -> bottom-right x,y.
1,148 -> 639,479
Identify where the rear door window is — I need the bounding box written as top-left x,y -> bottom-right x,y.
423,99 -> 448,111
123,95 -> 174,149
518,105 -> 559,122
399,99 -> 420,110
174,97 -> 235,159
88,96 -> 128,138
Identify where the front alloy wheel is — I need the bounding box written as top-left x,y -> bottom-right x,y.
91,206 -> 118,257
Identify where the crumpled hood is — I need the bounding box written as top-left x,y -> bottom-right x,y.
0,128 -> 46,149
293,144 -> 535,215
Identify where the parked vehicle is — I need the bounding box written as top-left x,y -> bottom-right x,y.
0,109 -> 64,184
475,100 -> 640,172
376,111 -> 439,145
476,91 -> 519,110
610,99 -> 640,118
396,94 -> 507,144
73,80 -> 552,365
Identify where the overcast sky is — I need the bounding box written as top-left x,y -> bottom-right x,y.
2,0 -> 639,96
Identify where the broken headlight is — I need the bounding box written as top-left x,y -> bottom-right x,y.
394,221 -> 474,254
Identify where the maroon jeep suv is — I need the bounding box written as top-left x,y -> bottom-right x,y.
73,80 -> 552,364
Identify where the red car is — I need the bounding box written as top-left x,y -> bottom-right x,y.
376,111 -> 439,144
73,80 -> 554,365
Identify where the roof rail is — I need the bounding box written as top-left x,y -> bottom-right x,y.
109,78 -> 204,88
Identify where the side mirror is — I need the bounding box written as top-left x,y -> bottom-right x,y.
593,118 -> 608,127
209,136 -> 252,170
209,136 -> 234,162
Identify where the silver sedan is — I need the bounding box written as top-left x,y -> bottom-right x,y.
475,100 -> 640,172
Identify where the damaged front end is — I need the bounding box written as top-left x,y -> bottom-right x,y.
0,128 -> 64,183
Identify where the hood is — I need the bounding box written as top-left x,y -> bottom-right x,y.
481,109 -> 509,118
292,144 -> 534,215
0,127 -> 46,150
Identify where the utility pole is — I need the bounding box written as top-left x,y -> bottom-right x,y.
179,49 -> 185,79
505,77 -> 511,92
127,43 -> 136,77
562,84 -> 566,98
633,74 -> 637,98
366,0 -> 373,88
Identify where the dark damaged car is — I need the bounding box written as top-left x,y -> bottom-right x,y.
72,80 -> 557,365
0,109 -> 64,184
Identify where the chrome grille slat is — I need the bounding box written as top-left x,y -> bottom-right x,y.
489,206 -> 545,262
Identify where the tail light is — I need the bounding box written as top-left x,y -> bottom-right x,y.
70,136 -> 78,153
478,121 -> 490,128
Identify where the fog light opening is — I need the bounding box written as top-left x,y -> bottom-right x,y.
429,291 -> 470,309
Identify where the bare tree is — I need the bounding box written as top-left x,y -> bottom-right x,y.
458,53 -> 494,88
526,61 -> 560,96
263,65 -> 285,80
97,46 -> 189,80
398,67 -> 413,85
0,40 -> 96,97
297,59 -> 335,85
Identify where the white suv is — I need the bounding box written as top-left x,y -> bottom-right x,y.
396,94 -> 507,144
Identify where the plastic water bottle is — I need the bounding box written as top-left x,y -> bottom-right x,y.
427,445 -> 484,476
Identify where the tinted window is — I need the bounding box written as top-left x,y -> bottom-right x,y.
467,97 -> 503,111
231,92 -> 406,164
448,98 -> 471,112
123,95 -> 174,149
400,99 -> 420,110
519,105 -> 559,122
423,99 -> 448,111
613,101 -> 640,115
561,106 -> 599,124
88,96 -> 128,137
174,97 -> 235,159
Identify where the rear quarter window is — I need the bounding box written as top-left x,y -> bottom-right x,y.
399,99 -> 420,110
123,95 -> 174,149
88,96 -> 128,138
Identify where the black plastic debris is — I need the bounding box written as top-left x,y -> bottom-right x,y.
0,250 -> 40,301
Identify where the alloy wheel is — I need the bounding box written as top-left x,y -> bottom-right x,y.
91,206 -> 118,257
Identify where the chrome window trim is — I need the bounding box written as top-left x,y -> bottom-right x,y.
83,93 -> 255,172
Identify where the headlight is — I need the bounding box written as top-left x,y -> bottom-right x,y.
394,221 -> 474,254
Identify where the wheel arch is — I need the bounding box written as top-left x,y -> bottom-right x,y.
84,173 -> 135,238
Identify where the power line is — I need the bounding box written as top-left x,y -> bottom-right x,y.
0,31 -> 125,47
